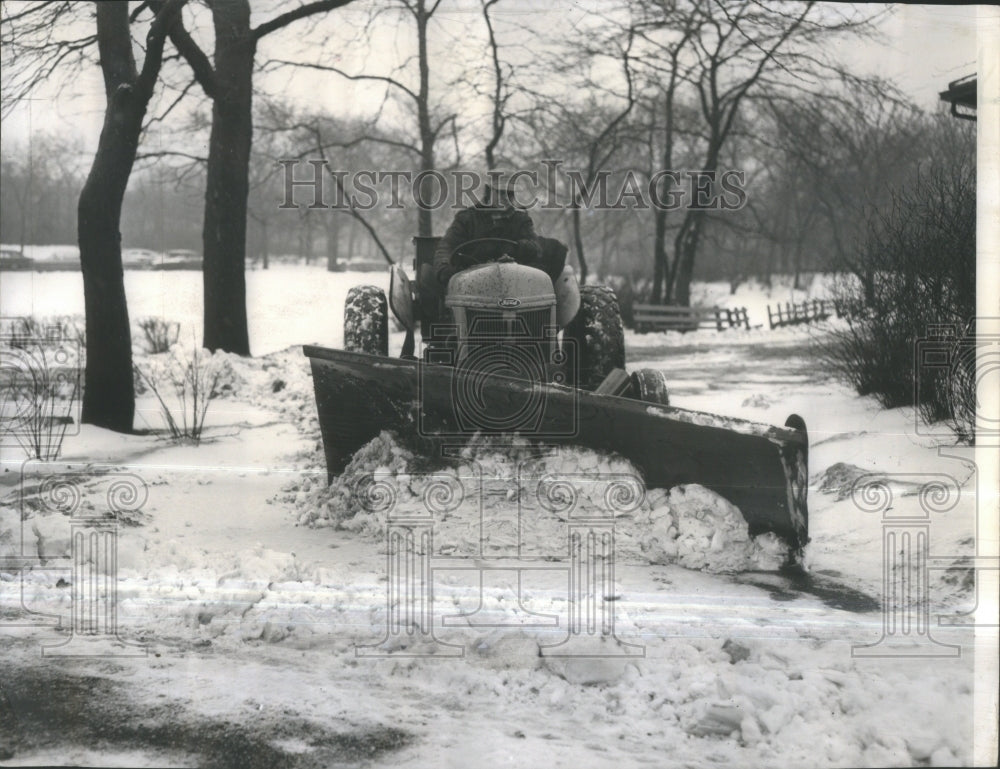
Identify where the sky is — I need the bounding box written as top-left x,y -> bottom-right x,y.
0,3 -> 986,157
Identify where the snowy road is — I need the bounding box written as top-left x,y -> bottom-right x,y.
1,271 -> 986,766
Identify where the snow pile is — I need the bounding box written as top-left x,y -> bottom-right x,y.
816,462 -> 877,500
279,430 -> 418,529
639,485 -> 788,572
228,346 -> 321,435
664,643 -> 967,765
285,431 -> 788,573
133,344 -> 244,399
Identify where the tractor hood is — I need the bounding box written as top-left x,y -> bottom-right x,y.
446,261 -> 555,311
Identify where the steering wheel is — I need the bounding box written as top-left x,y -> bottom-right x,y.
450,237 -> 519,269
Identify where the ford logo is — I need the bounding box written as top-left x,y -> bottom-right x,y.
498,298 -> 521,308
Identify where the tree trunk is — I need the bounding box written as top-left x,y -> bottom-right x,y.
672,211 -> 705,307
261,218 -> 269,270
792,241 -> 803,290
303,212 -> 313,264
571,201 -> 588,286
347,216 -> 357,259
78,90 -> 143,432
76,0 -> 180,432
17,179 -> 29,254
652,208 -> 667,304
664,220 -> 685,304
415,1 -> 434,237
202,0 -> 253,355
326,213 -> 340,271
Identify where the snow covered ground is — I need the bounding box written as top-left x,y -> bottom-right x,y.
0,265 -> 992,767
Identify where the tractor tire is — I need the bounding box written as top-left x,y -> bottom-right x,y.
344,285 -> 389,356
629,368 -> 670,406
565,285 -> 626,391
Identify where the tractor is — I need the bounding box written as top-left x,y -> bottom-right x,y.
304,235 -> 810,563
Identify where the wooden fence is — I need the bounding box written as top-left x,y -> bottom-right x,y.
634,304 -> 751,333
766,299 -> 835,329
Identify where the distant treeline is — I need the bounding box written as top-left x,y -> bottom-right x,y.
0,104 -> 972,292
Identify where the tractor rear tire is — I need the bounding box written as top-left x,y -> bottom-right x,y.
565,285 -> 626,391
344,285 -> 389,356
629,368 -> 670,406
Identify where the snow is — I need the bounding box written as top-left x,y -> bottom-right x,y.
0,265 -> 990,767
0,264 -> 391,356
285,430 -> 787,574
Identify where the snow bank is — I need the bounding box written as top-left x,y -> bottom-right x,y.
281,431 -> 788,573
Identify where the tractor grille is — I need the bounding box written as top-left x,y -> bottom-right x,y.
465,308 -> 551,340
459,307 -> 555,381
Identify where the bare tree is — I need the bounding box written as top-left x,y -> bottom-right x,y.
268,0 -> 460,238
481,0 -> 507,170
517,21 -> 638,285
625,0 -> 879,305
0,132 -> 86,250
631,0 -> 699,303
2,0 -> 186,432
147,0 -> 354,355
759,77 -> 920,301
256,98 -> 409,266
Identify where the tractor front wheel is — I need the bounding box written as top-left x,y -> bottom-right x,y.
344,285 -> 389,356
564,285 -> 626,391
629,368 -> 670,406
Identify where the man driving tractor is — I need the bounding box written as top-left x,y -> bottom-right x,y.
432,174 -> 567,291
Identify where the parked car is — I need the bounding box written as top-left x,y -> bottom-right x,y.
122,248 -> 161,269
155,249 -> 203,270
0,247 -> 33,270
9,245 -> 80,271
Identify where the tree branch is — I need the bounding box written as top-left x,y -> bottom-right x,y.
266,58 -> 420,104
136,0 -> 187,98
152,0 -> 217,98
135,150 -> 208,163
253,0 -> 354,41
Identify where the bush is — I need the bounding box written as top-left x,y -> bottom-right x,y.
137,317 -> 181,354
0,329 -> 81,460
133,346 -> 231,442
820,117 -> 976,441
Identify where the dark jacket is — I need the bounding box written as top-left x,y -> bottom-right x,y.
536,236 -> 569,284
432,204 -> 542,289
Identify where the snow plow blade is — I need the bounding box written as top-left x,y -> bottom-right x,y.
303,345 -> 809,555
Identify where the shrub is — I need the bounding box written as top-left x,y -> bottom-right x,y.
133,346 -> 231,442
819,117 -> 976,441
0,329 -> 80,460
137,317 -> 181,354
